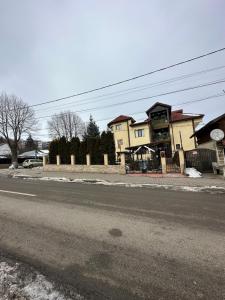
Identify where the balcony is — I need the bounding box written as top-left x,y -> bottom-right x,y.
152,132 -> 170,142
151,118 -> 169,129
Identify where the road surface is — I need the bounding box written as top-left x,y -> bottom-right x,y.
0,176 -> 224,299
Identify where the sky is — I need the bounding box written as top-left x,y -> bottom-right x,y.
0,0 -> 225,140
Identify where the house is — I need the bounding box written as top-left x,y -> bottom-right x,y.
18,149 -> 49,159
107,102 -> 203,159
191,113 -> 225,149
191,113 -> 225,164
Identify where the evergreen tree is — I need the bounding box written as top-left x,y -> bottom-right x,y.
58,136 -> 70,164
79,139 -> 87,164
70,137 -> 81,163
94,137 -> 102,164
25,134 -> 37,151
48,126 -> 115,165
84,115 -> 100,139
100,130 -> 115,164
86,136 -> 102,165
82,116 -> 101,164
49,139 -> 58,164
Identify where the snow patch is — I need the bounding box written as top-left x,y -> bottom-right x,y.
185,167 -> 202,178
12,174 -> 225,194
0,261 -> 84,300
13,174 -> 33,178
40,177 -> 71,182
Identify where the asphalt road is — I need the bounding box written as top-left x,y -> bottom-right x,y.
0,176 -> 224,300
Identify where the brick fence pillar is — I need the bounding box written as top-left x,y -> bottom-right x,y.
43,156 -> 47,166
71,154 -> 75,165
178,149 -> 185,174
160,151 -> 167,174
86,154 -> 91,166
104,154 -> 109,166
56,155 -> 61,166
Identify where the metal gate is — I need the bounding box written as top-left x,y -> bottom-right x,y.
166,151 -> 180,173
185,149 -> 216,173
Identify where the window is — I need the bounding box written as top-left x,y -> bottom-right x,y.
176,144 -> 181,150
115,124 -> 122,131
135,129 -> 144,138
117,139 -> 123,147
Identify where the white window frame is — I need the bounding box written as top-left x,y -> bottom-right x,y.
115,124 -> 122,131
135,129 -> 144,138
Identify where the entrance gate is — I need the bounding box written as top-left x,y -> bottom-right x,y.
166,151 -> 180,173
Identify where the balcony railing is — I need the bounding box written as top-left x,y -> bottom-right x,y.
152,133 -> 170,142
151,118 -> 169,128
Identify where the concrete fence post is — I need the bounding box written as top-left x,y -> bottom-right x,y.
104,154 -> 109,166
86,154 -> 91,166
120,153 -> 126,166
178,149 -> 185,174
43,156 -> 47,166
71,154 -> 75,165
160,151 -> 167,174
56,155 -> 61,166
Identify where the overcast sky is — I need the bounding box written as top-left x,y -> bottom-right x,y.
0,0 -> 225,140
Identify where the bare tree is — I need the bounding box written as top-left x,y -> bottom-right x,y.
0,93 -> 36,166
48,111 -> 85,140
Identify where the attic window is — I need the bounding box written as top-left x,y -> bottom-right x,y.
115,124 -> 122,131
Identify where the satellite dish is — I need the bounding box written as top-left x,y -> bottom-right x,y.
210,129 -> 224,141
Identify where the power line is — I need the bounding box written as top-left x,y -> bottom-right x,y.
33,65 -> 225,114
83,93 -> 225,122
174,93 -> 225,106
32,93 -> 224,138
35,79 -> 225,120
30,47 -> 225,108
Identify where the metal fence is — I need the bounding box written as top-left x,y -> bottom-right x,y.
185,149 -> 216,173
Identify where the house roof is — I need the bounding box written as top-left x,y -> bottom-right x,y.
146,102 -> 171,115
130,120 -> 149,127
107,115 -> 135,127
108,102 -> 204,128
18,150 -> 49,158
171,111 -> 204,123
190,112 -> 225,138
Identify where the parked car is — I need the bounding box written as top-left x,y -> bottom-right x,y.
22,159 -> 43,168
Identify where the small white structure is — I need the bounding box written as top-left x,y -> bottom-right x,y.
18,149 -> 49,159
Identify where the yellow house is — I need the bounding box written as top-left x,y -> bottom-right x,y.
107,102 -> 203,159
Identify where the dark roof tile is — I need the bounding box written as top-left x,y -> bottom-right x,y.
171,111 -> 204,122
107,115 -> 135,127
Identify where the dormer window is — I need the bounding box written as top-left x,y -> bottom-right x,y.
115,124 -> 122,131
